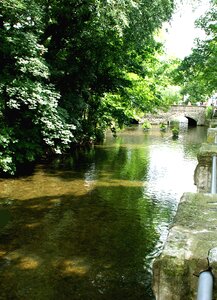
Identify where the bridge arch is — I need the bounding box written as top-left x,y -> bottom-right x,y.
142,105 -> 207,126
168,114 -> 198,126
167,105 -> 206,126
185,116 -> 197,126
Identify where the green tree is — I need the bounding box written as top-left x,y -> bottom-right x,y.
172,0 -> 217,103
42,0 -> 174,141
0,0 -> 175,175
0,0 -> 74,174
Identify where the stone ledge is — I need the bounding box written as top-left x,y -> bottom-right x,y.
195,143 -> 217,192
207,128 -> 217,143
197,143 -> 217,163
153,192 -> 217,300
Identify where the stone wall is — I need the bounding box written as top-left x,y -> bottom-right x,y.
153,193 -> 217,300
152,124 -> 217,299
194,129 -> 217,193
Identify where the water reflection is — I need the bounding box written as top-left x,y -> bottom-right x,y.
0,125 -> 207,299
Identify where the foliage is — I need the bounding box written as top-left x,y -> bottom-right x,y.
0,0 -> 175,175
0,0 -> 74,174
153,58 -> 183,107
172,0 -> 217,103
205,105 -> 214,120
172,126 -> 179,138
160,123 -> 167,131
170,120 -> 179,138
42,0 -> 175,139
142,121 -> 152,130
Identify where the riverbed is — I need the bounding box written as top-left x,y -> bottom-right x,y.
0,125 -> 207,299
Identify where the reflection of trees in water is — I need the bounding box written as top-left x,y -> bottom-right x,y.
0,125 -> 206,299
183,126 -> 207,158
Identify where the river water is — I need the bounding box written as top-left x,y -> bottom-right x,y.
0,125 -> 207,299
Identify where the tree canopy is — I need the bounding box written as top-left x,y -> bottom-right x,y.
0,0 -> 175,175
172,0 -> 217,104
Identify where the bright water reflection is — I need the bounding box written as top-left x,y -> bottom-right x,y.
0,125 -> 207,299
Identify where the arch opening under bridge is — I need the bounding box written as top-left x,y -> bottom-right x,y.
169,115 -> 198,126
185,116 -> 197,127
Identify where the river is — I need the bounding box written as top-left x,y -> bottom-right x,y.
0,124 -> 207,299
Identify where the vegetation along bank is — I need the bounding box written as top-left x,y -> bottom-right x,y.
0,0 -> 217,175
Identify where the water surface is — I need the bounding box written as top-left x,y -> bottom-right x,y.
0,125 -> 207,299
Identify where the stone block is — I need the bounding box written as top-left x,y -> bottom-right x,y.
152,192 -> 217,300
194,143 -> 217,192
207,128 -> 217,143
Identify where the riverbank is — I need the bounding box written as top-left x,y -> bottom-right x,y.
153,192 -> 217,299
152,125 -> 217,299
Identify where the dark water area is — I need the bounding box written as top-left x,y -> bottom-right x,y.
0,125 -> 207,299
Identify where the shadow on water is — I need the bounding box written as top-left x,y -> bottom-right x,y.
0,125 -> 208,299
0,209 -> 10,229
0,184 -> 160,300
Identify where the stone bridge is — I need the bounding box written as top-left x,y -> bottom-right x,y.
143,105 -> 207,126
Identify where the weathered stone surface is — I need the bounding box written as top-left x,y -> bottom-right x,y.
152,192 -> 217,300
194,164 -> 211,193
209,119 -> 217,129
197,143 -> 217,160
194,143 -> 217,192
207,128 -> 217,143
143,105 -> 207,125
